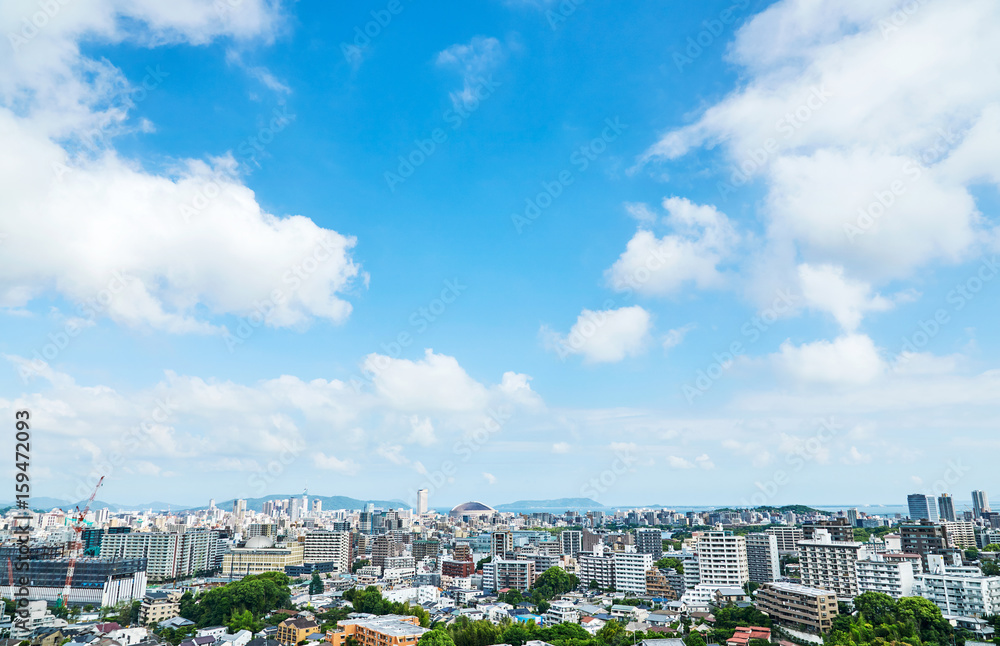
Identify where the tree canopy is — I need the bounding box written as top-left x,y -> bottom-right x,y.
180,572 -> 292,628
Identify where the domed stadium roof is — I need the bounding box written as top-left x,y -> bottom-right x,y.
245,535 -> 275,549
450,501 -> 495,516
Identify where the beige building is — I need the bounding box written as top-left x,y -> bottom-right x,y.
222,541 -> 304,578
326,615 -> 427,646
797,530 -> 870,599
756,581 -> 839,633
139,590 -> 183,626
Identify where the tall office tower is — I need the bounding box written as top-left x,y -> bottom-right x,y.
312,499 -> 322,515
938,494 -> 957,522
365,502 -> 375,513
233,499 -> 247,525
303,530 -> 351,572
416,489 -> 429,515
209,498 -> 216,510
907,494 -> 939,521
302,492 -> 309,516
635,528 -> 663,559
973,490 -> 990,519
262,500 -> 276,517
847,508 -> 859,527
289,497 -> 302,521
746,533 -> 781,583
696,530 -> 749,586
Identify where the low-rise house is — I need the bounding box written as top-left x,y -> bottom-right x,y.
276,616 -> 320,646
725,627 -> 771,646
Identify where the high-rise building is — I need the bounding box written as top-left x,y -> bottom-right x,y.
973,490 -> 990,519
416,489 -> 428,515
907,494 -> 939,522
766,526 -> 805,553
233,499 -> 247,526
696,530 -> 749,587
797,530 -> 870,600
900,521 -> 949,569
855,553 -> 915,598
482,559 -> 535,592
312,499 -> 322,515
937,494 -> 956,522
289,497 -> 302,522
612,552 -> 654,595
755,582 -> 839,633
847,508 -> 859,527
490,530 -> 513,559
560,530 -> 582,557
746,533 -> 780,583
635,528 -> 663,559
303,530 -> 351,572
100,530 -> 219,581
802,518 -> 854,542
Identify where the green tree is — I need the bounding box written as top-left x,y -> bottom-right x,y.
309,572 -> 324,596
500,623 -> 533,646
419,630 -> 456,646
351,559 -> 371,574
530,567 -> 580,601
653,557 -> 684,573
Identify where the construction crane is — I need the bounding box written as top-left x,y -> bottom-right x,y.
60,476 -> 104,607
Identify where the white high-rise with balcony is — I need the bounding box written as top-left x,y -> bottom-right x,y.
696,530 -> 749,586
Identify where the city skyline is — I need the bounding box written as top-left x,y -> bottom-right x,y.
3,0 -> 1000,505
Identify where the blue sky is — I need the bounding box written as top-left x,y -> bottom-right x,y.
1,0 -> 998,510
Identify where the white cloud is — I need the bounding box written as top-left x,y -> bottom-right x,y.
542,305 -> 652,363
606,197 -> 738,297
408,415 -> 437,446
363,349 -> 491,411
0,1 -> 363,334
797,263 -> 894,331
482,471 -> 497,485
376,444 -> 409,466
695,454 -> 715,470
313,453 -> 359,474
662,323 -> 696,351
667,455 -> 694,469
774,333 -> 885,385
552,441 -> 571,454
843,446 -> 872,465
435,36 -> 503,110
639,0 -> 1000,326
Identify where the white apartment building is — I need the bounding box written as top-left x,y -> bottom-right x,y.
696,530 -> 749,587
798,530 -> 871,600
746,533 -> 780,583
545,600 -> 580,624
914,555 -> 1000,618
766,526 -> 805,554
855,553 -> 915,598
303,530 -> 350,572
664,549 -> 699,591
100,530 -> 219,580
613,551 -> 654,595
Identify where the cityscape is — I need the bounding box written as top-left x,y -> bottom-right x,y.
3,1 -> 1000,646
2,489 -> 1000,646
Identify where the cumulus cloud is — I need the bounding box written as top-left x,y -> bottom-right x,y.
662,323 -> 696,351
606,197 -> 739,297
0,0 -> 363,334
797,263 -> 895,331
774,333 -> 885,385
313,453 -> 359,474
639,0 -> 1000,326
363,349 -> 491,411
552,442 -> 571,454
542,305 -> 652,363
482,471 -> 497,485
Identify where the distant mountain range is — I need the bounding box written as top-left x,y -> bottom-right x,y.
1,494 -> 407,513
493,498 -> 608,511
